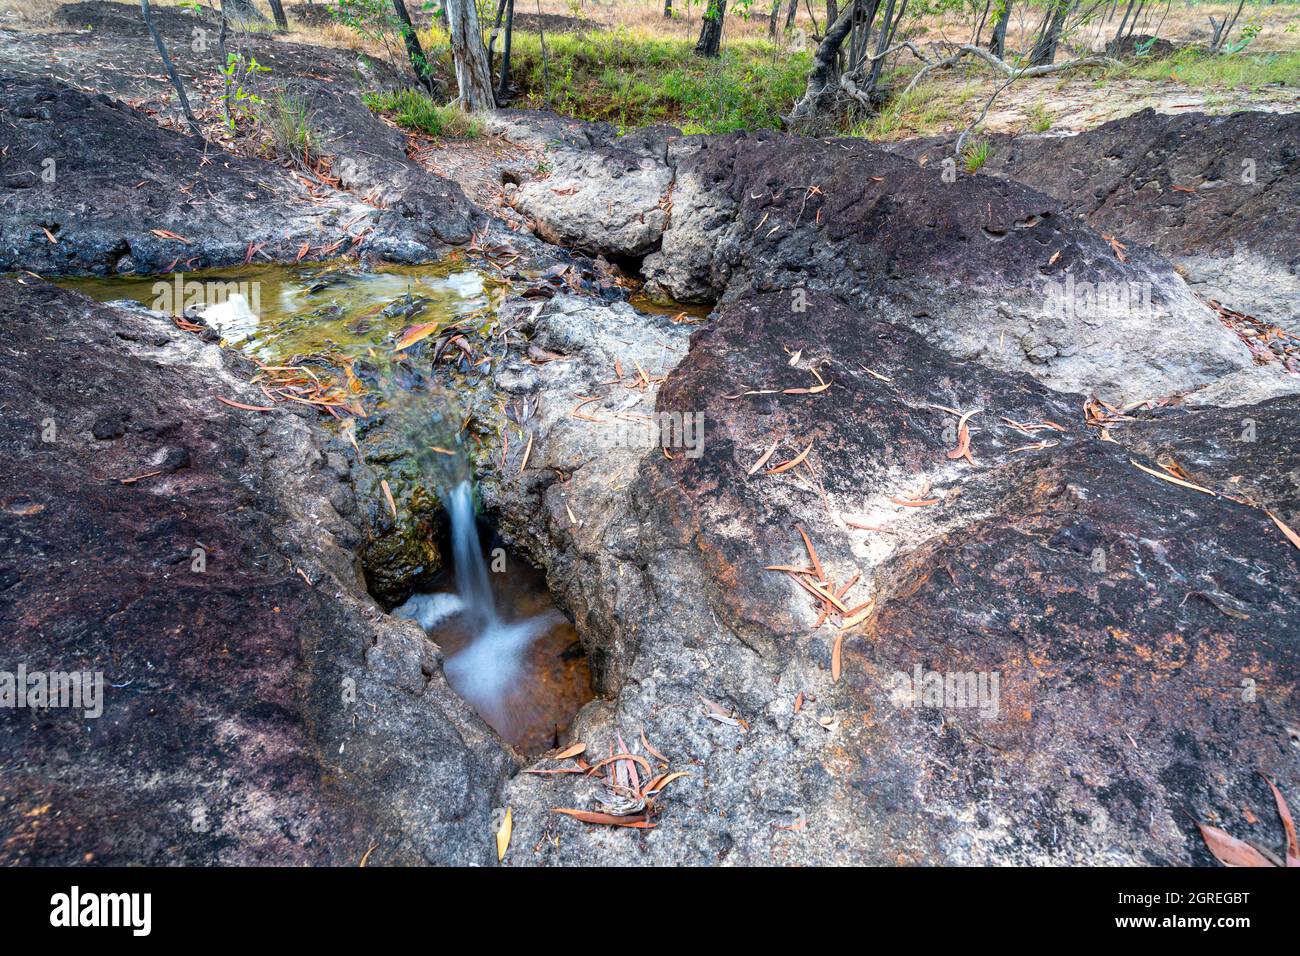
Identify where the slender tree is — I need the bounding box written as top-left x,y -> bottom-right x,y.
988,0 -> 1011,58
392,0 -> 437,93
664,0 -> 673,17
695,0 -> 727,57
140,0 -> 202,139
446,0 -> 496,110
267,0 -> 289,31
496,0 -> 515,103
1029,0 -> 1072,66
785,0 -> 799,30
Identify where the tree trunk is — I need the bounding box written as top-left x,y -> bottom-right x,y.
1029,0 -> 1070,66
140,0 -> 202,139
267,0 -> 288,31
787,4 -> 854,125
988,0 -> 1011,58
446,0 -> 496,111
826,0 -> 839,79
392,0 -> 437,94
785,0 -> 799,29
695,0 -> 727,57
664,0 -> 673,17
768,0 -> 781,38
496,0 -> 515,103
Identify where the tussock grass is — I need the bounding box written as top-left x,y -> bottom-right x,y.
363,88 -> 483,138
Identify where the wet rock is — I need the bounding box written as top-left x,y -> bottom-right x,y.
0,278 -> 514,865
0,74 -> 446,275
889,110 -> 1300,329
477,288 -> 1298,865
491,117 -> 1267,404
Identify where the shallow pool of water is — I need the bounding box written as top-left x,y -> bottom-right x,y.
56,260 -> 507,363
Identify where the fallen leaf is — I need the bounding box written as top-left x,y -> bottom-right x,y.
380,479 -> 397,520
1266,510 -> 1300,552
216,396 -> 274,412
496,808 -> 512,862
554,742 -> 586,760
1198,823 -> 1275,868
552,808 -> 655,828
747,439 -> 780,476
831,632 -> 844,682
765,441 -> 813,475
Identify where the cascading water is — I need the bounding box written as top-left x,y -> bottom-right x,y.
395,480 -> 576,751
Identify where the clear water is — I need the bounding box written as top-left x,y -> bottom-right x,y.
395,481 -> 590,754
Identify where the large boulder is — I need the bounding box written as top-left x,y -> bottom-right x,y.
495,117 -> 1271,405
889,110 -> 1300,330
0,279 -> 514,865
0,74 -> 480,274
476,288 -> 1299,865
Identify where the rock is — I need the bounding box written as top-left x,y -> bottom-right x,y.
282,81 -> 484,248
0,278 -> 514,865
889,110 -> 1300,330
0,74 -> 453,274
1112,395 -> 1300,528
492,118 -> 1265,404
498,117 -> 679,258
475,288 -> 1298,865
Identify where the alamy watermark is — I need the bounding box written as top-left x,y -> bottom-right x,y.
885,665 -> 1000,719
1042,275 -> 1156,323
596,411 -> 704,458
152,273 -> 261,317
1,664 -> 103,719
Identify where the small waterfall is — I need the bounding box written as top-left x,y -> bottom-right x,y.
446,481 -> 498,632
395,477 -> 560,744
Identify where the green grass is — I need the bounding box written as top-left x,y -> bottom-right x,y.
421,25 -> 810,134
1025,102 -> 1053,133
362,89 -> 483,138
1118,47 -> 1300,88
262,91 -> 318,165
962,138 -> 992,173
849,80 -> 963,140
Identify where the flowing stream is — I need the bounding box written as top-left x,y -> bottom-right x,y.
60,262 -> 593,755
395,481 -> 588,754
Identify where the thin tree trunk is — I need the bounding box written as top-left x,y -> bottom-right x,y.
446,0 -> 496,110
267,0 -> 288,31
988,0 -> 1011,58
496,0 -> 515,103
826,0 -> 840,78
140,0 -> 202,139
695,0 -> 727,57
1029,0 -> 1070,66
787,4 -> 855,124
785,0 -> 799,29
664,0 -> 673,17
392,0 -> 437,93
768,0 -> 781,38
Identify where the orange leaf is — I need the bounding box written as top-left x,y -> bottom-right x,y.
1260,772 -> 1299,865
394,323 -> 439,351
553,742 -> 586,760
551,808 -> 655,828
1266,510 -> 1300,552
216,396 -> 274,412
831,632 -> 844,682
1198,823 -> 1276,867
765,441 -> 813,475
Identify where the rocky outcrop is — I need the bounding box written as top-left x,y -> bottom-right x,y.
0,74 -> 480,274
495,117 -> 1272,405
0,279 -> 514,865
889,110 -> 1300,330
283,81 -> 487,249
477,289 -> 1299,865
